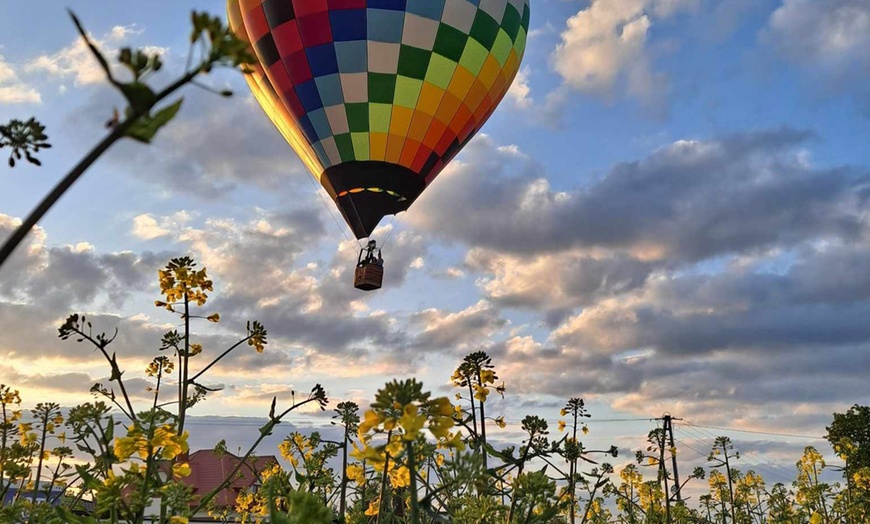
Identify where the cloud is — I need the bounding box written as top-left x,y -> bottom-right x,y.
550,0 -> 695,112
0,54 -> 40,104
466,248 -> 654,322
506,66 -> 533,109
762,0 -> 870,112
64,88 -> 307,199
25,24 -> 166,88
408,129 -> 869,264
551,244 -> 870,358
403,130 -> 870,437
408,300 -> 508,354
1,216 -> 166,311
487,239 -> 870,429
765,0 -> 870,66
131,211 -> 194,240
120,210 -> 432,367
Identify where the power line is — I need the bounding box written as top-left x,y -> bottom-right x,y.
684,422 -> 823,441
673,434 -> 710,460
676,424 -> 797,485
674,426 -> 795,485
681,423 -> 794,474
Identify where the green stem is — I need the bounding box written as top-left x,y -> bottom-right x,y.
135,418 -> 160,524
570,410 -> 578,524
506,435 -> 533,524
0,122 -> 128,269
477,371 -> 488,472
467,382 -> 478,439
339,426 -> 349,523
188,336 -> 252,382
0,57 -> 203,272
375,431 -> 393,524
406,440 -> 420,524
74,328 -> 137,422
0,402 -> 8,502
30,412 -> 49,507
178,293 -> 190,435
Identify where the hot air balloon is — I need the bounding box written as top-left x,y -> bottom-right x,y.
228,0 -> 529,289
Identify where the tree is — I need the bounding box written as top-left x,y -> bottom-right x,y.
826,405 -> 870,472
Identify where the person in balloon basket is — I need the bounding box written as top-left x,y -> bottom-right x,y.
360,240 -> 383,267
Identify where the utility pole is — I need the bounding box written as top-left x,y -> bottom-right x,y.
662,414 -> 684,504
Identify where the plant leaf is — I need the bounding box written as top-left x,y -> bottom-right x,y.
124,99 -> 183,144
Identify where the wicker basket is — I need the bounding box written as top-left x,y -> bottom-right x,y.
354,263 -> 384,291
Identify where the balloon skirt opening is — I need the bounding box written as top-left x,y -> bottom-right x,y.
322,161 -> 426,239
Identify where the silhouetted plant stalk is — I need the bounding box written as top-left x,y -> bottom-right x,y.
0,10 -> 255,272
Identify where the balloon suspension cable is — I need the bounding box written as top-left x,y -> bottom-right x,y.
304,171 -> 362,251
380,213 -> 401,251
346,192 -> 368,248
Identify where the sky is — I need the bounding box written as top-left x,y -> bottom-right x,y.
2,0 -> 870,488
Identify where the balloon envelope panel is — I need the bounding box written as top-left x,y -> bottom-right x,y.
230,0 -> 530,238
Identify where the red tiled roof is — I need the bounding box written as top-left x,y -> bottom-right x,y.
172,450 -> 279,509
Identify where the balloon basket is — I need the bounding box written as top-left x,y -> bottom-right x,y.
354,263 -> 383,291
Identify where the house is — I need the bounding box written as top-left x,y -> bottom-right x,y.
147,450 -> 279,522
2,480 -> 66,506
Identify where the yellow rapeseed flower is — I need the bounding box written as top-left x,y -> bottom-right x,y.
346,464 -> 366,486
429,414 -> 454,439
365,497 -> 381,516
114,433 -> 148,462
473,385 -> 489,402
173,462 -> 191,478
399,404 -> 426,441
358,410 -> 382,436
558,420 -> 566,432
495,416 -> 507,429
389,465 -> 411,488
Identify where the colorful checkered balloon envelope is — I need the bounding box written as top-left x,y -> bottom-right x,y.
228,0 -> 530,239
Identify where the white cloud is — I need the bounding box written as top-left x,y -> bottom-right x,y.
0,58 -> 16,84
131,211 -> 192,240
550,0 -> 695,110
132,214 -> 170,240
553,0 -> 656,98
506,66 -> 533,108
25,25 -> 167,87
0,54 -> 40,104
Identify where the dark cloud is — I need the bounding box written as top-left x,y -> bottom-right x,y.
409,130 -> 869,262
407,300 -> 508,355
1,212 -> 168,311
553,244 -> 870,356
466,248 -> 655,323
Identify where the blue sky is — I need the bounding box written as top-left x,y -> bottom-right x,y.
2,0 -> 870,482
